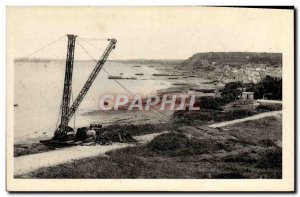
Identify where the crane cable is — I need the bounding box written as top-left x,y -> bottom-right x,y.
72,89 -> 76,133
55,104 -> 62,129
75,39 -> 170,121
77,37 -> 110,41
75,40 -> 137,97
79,38 -> 142,73
77,39 -> 169,120
16,34 -> 66,131
22,35 -> 66,58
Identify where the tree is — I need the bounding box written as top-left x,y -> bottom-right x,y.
220,76 -> 282,102
220,82 -> 243,103
198,96 -> 221,110
247,75 -> 282,100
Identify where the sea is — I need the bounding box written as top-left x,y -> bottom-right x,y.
14,60 -> 213,143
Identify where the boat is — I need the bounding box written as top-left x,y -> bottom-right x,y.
153,73 -> 169,76
133,65 -> 141,67
135,73 -> 144,76
14,104 -> 18,107
108,75 -> 123,79
125,77 -> 137,80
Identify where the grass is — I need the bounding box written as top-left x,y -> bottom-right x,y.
102,123 -> 172,136
17,116 -> 282,179
172,108 -> 258,127
222,116 -> 282,146
14,143 -> 55,157
147,133 -> 227,157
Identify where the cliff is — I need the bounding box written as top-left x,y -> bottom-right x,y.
182,52 -> 282,70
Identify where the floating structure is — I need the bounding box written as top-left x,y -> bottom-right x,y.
108,76 -> 137,80
15,58 -> 51,62
108,75 -> 123,79
153,73 -> 170,76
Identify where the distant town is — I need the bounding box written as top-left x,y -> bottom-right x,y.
214,63 -> 282,83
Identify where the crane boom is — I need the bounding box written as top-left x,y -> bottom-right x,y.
67,38 -> 117,121
54,38 -> 117,138
60,35 -> 76,132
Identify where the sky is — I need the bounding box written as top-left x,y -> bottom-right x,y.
8,7 -> 293,60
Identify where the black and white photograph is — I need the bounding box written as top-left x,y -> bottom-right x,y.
6,6 -> 294,192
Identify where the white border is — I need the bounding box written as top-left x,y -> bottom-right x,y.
1,1 -> 298,195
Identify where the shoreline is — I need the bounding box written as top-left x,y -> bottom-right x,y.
14,62 -> 214,145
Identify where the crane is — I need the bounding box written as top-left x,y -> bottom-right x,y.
53,34 -> 117,140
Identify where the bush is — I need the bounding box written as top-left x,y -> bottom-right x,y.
221,82 -> 243,102
172,108 -> 256,126
220,76 -> 282,101
247,76 -> 282,100
198,96 -> 221,110
147,133 -> 224,157
256,104 -> 282,112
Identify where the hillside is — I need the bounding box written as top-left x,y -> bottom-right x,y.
182,52 -> 282,70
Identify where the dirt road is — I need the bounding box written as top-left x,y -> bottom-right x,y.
257,99 -> 282,104
209,110 -> 282,128
14,132 -> 167,176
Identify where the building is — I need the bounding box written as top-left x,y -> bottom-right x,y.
242,92 -> 254,101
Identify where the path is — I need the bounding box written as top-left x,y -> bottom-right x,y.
14,132 -> 167,176
257,99 -> 282,104
209,110 -> 282,128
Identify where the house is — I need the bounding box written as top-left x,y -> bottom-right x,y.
242,92 -> 254,101
223,91 -> 255,112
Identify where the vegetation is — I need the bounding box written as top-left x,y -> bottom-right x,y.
172,108 -> 256,126
196,96 -> 224,110
220,76 -> 282,100
249,55 -> 282,65
147,133 -> 224,157
103,123 -> 171,136
193,75 -> 282,111
17,117 -> 281,179
14,143 -> 55,157
256,104 -> 282,112
220,82 -> 244,103
247,75 -> 282,100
